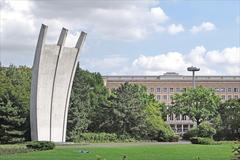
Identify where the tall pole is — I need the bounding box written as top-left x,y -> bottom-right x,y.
193,70 -> 195,88
187,66 -> 200,89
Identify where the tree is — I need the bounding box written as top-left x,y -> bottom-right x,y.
0,65 -> 31,143
93,83 -> 176,141
170,86 -> 221,126
217,99 -> 240,140
67,63 -> 109,141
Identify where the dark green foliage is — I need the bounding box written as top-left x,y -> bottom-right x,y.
171,86 -> 221,126
67,63 -> 109,141
0,65 -> 31,144
183,128 -> 199,140
26,141 -> 55,151
183,122 -> 216,140
74,132 -> 118,143
92,83 -> 176,142
190,137 -> 216,145
216,99 -> 240,140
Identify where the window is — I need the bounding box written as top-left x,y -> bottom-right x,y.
215,88 -> 220,92
176,88 -> 181,92
156,88 -> 161,93
177,125 -> 182,132
190,125 -> 193,128
228,95 -> 232,100
170,88 -> 174,92
163,88 -> 168,92
183,125 -> 188,132
234,88 -> 239,93
176,115 -> 180,120
182,88 -> 187,92
150,88 -> 154,92
220,88 -> 225,92
163,95 -> 167,100
221,95 -> 226,100
228,88 -> 232,92
157,95 -> 161,100
182,115 -> 187,120
234,95 -> 239,99
169,114 -> 174,121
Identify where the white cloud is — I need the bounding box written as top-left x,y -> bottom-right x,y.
82,55 -> 129,71
150,7 -> 169,22
190,22 -> 216,34
131,46 -> 240,75
167,24 -> 184,35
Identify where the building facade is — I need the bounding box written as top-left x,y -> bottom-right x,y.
103,72 -> 240,134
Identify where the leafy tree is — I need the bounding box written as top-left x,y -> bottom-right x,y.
217,99 -> 240,140
170,86 -> 221,126
0,65 -> 31,143
67,63 -> 109,141
145,97 -> 176,141
94,83 -> 175,141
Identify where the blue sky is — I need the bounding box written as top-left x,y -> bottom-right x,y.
0,0 -> 239,75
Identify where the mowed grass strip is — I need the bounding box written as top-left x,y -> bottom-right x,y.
0,144 -> 234,160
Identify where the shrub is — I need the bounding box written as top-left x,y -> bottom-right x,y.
75,132 -> 118,143
190,137 -> 216,145
198,122 -> 216,138
183,122 -> 216,140
232,145 -> 240,160
26,141 -> 55,151
183,128 -> 198,140
169,135 -> 180,142
0,146 -> 30,155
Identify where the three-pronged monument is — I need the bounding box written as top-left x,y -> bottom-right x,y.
30,24 -> 87,142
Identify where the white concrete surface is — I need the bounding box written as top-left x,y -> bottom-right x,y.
30,24 -> 87,142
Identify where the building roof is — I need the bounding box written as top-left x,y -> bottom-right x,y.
103,73 -> 240,82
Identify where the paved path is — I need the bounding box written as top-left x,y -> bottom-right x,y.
57,141 -> 191,148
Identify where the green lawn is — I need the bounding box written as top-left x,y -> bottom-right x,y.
0,143 -> 235,160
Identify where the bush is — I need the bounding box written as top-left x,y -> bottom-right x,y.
190,137 -> 216,145
0,145 -> 30,155
169,135 -> 180,142
183,122 -> 216,140
232,145 -> 240,160
183,128 -> 198,140
74,132 -> 118,143
26,141 -> 55,151
198,122 -> 216,138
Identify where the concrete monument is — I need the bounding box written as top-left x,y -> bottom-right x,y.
30,24 -> 87,142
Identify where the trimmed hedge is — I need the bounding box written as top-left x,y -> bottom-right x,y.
26,141 -> 55,151
0,146 -> 29,155
75,132 -> 118,143
190,137 -> 216,145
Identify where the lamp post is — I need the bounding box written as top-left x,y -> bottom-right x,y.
187,66 -> 200,88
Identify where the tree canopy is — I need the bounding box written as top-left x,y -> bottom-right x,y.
170,86 -> 221,126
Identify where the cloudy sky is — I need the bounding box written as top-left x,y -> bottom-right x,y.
0,0 -> 240,75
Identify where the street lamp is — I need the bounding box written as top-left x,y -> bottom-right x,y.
187,66 -> 200,88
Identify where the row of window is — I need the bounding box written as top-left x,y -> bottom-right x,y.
215,88 -> 239,93
156,94 -> 239,101
170,124 -> 194,133
221,95 -> 239,100
150,87 -> 186,93
149,87 -> 240,93
168,114 -> 188,121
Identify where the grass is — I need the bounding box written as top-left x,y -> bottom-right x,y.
0,143 -> 236,160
